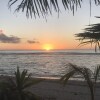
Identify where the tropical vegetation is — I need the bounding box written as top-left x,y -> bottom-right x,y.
60,63 -> 100,100
0,67 -> 42,100
75,23 -> 100,52
8,0 -> 100,18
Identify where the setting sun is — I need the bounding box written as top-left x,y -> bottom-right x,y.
42,44 -> 53,51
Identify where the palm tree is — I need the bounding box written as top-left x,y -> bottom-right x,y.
60,63 -> 100,100
75,23 -> 100,52
0,67 -> 42,100
8,0 -> 100,18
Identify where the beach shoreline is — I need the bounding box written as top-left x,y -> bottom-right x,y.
0,75 -> 100,100
27,77 -> 100,100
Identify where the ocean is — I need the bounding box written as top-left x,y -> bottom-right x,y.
0,49 -> 100,79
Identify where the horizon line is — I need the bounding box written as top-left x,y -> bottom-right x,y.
0,49 -> 94,51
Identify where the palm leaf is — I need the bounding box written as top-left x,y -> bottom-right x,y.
94,65 -> 100,84
60,70 -> 75,85
8,0 -> 100,18
61,63 -> 94,100
76,23 -> 100,52
8,0 -> 83,18
82,68 -> 94,100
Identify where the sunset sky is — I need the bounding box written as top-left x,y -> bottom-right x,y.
0,0 -> 100,50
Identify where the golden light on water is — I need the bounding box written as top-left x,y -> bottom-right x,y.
43,44 -> 53,51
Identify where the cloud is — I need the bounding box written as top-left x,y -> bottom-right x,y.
27,39 -> 39,44
0,33 -> 21,43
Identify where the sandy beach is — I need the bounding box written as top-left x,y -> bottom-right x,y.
0,76 -> 100,100
28,79 -> 100,100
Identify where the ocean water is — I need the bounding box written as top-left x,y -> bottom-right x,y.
0,49 -> 100,79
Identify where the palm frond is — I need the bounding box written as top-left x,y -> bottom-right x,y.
94,65 -> 100,84
8,0 -> 83,18
61,63 -> 95,100
60,70 -> 75,85
0,67 -> 42,100
8,0 -> 100,18
60,63 -> 84,85
82,68 -> 94,100
76,23 -> 100,52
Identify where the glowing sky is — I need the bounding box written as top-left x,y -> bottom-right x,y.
0,0 -> 100,50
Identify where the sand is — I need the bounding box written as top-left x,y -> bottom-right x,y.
29,79 -> 100,100
0,76 -> 100,100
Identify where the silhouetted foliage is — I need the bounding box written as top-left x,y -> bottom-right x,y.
8,0 -> 100,18
0,67 -> 42,100
60,63 -> 100,100
75,23 -> 100,52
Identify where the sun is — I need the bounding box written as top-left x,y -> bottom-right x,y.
42,44 -> 53,51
